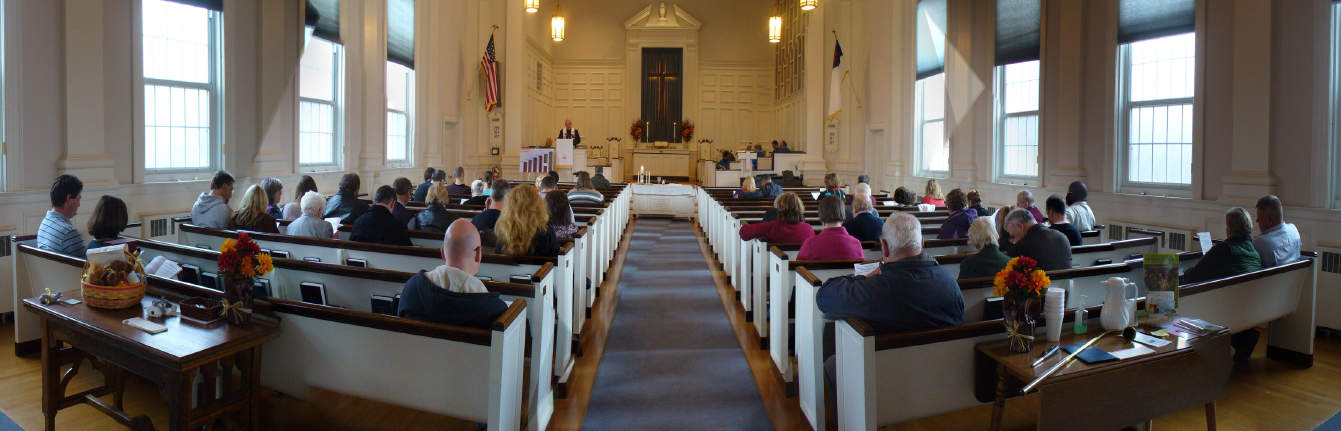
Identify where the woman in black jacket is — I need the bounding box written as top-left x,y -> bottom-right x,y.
413,183 -> 459,232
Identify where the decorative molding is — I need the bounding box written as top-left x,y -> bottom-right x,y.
623,2 -> 702,31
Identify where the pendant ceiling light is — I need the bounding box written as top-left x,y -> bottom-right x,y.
768,16 -> 782,43
800,0 -> 817,11
551,3 -> 565,42
524,0 -> 538,13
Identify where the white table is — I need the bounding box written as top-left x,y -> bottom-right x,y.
631,184 -> 696,218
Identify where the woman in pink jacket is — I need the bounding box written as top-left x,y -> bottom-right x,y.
739,193 -> 815,244
798,196 -> 864,260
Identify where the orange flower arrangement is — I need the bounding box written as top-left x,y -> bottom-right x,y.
218,233 -> 274,279
992,256 -> 1050,301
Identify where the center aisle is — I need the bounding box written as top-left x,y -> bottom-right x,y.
581,218 -> 771,430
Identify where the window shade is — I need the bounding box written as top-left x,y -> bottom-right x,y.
164,0 -> 222,11
387,0 -> 415,68
305,0 -> 340,44
916,0 -> 947,80
995,0 -> 1040,65
1118,0 -> 1194,44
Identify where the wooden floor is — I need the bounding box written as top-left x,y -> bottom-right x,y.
0,217 -> 1337,430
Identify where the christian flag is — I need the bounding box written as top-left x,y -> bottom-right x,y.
481,33 -> 500,113
827,39 -> 847,121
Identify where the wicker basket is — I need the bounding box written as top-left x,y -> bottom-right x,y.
81,280 -> 147,309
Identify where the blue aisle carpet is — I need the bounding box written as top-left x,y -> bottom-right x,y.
0,410 -> 20,431
581,219 -> 771,430
1318,410 -> 1341,431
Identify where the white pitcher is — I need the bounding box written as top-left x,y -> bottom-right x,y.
1100,277 -> 1137,331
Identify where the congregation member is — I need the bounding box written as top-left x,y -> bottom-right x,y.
285,191 -> 334,239
816,212 -> 965,332
38,175 -> 86,257
480,170 -> 497,195
568,172 -> 604,204
413,167 -> 436,203
717,150 -> 736,170
846,182 -> 876,207
843,193 -> 884,242
85,195 -> 128,250
447,166 -> 473,196
1064,181 -> 1096,231
230,185 -> 281,233
349,186 -> 413,246
769,140 -> 780,153
1045,195 -> 1082,246
733,178 -> 762,199
260,177 -> 284,220
391,177 -> 416,226
738,193 -> 815,244
282,175 -> 319,220
191,170 -> 235,229
798,196 -> 863,260
818,173 -> 846,201
958,217 -> 1011,279
757,174 -> 782,198
472,180 -> 509,232
966,190 -> 991,218
893,187 -> 916,206
323,173 -> 370,225
397,219 -> 508,329
1003,208 -> 1072,270
539,175 -> 559,197
1182,208 -> 1262,285
920,180 -> 945,206
1016,190 -> 1047,224
592,166 -> 612,189
546,192 -> 579,241
994,205 -> 1014,252
1253,194 -> 1301,268
937,189 -> 977,239
465,178 -> 490,206
776,141 -> 792,153
494,184 -> 560,257
414,182 -> 458,233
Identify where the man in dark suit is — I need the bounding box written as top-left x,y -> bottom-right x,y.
557,119 -> 581,147
1003,208 -> 1072,270
350,186 -> 413,246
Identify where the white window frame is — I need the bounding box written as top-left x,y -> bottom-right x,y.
297,34 -> 344,172
1115,33 -> 1198,198
1331,1 -> 1341,209
914,73 -> 948,177
132,0 -> 225,184
385,61 -> 414,167
993,60 -> 1041,184
0,0 -> 6,193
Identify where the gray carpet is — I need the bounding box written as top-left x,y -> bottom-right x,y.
582,218 -> 772,430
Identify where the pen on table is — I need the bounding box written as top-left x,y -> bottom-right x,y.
1032,345 -> 1061,368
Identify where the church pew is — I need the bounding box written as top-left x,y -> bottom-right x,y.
826,254 -> 1316,430
127,238 -> 558,431
9,241 -> 531,430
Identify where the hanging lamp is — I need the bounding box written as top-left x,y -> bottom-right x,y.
524,0 -> 538,13
551,2 -> 565,42
800,0 -> 817,11
768,16 -> 782,43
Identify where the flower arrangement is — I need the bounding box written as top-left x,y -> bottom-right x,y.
993,256 -> 1050,353
217,232 -> 273,325
992,256 -> 1050,301
678,120 -> 694,142
630,119 -> 645,141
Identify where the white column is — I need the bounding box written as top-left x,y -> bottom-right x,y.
1042,0 -> 1087,188
798,1 -> 828,185
57,0 -> 116,186
502,0 -> 526,179
1219,0 -> 1276,201
252,0 -> 300,177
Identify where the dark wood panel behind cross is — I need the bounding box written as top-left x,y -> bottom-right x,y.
641,47 -> 682,142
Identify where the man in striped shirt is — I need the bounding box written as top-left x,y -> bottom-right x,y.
37,174 -> 86,257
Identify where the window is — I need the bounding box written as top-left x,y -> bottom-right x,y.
994,60 -> 1040,180
299,33 -> 343,168
915,73 -> 948,173
385,62 -> 414,164
1118,32 -> 1195,190
141,0 -> 222,176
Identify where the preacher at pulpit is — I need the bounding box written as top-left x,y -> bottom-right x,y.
557,119 -> 581,147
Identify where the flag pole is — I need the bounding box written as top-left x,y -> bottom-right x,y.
830,30 -> 865,110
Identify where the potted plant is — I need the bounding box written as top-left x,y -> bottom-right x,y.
216,232 -> 274,326
630,119 -> 644,142
679,120 -> 694,142
993,256 -> 1050,353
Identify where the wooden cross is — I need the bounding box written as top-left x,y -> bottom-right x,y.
647,59 -> 677,121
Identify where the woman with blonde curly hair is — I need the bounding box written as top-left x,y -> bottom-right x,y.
230,185 -> 280,233
494,184 -> 560,256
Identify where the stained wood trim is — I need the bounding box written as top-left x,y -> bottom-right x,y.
16,243 -> 83,266
531,262 -> 555,283
769,246 -> 787,260
1071,236 -> 1156,253
178,224 -> 559,265
867,304 -> 1107,350
492,299 -> 528,331
268,298 -> 494,346
957,261 -> 1138,289
795,267 -> 823,286
1179,258 -> 1313,297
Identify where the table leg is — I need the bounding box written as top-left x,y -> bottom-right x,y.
1146,419 -> 1154,430
248,347 -> 262,430
168,370 -> 194,431
989,364 -> 1007,431
1204,402 -> 1217,431
39,321 -> 56,431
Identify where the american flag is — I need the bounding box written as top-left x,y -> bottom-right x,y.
481,33 -> 500,113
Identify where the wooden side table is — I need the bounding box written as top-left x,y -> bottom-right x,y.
975,327 -> 1231,431
24,291 -> 279,430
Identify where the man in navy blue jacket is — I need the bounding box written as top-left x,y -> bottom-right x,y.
757,174 -> 783,199
398,219 -> 508,329
817,213 -> 964,333
842,193 -> 884,242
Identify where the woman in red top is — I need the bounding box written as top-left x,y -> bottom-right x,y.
739,193 -> 815,244
920,179 -> 946,206
798,196 -> 864,260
